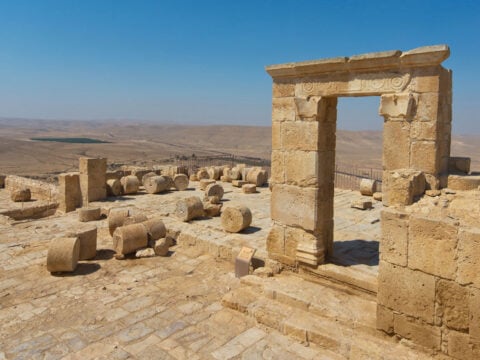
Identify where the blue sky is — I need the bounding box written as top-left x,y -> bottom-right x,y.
0,0 -> 478,133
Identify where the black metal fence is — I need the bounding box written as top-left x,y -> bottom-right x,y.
335,163 -> 383,192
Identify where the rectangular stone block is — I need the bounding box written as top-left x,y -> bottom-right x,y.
376,305 -> 394,334
272,81 -> 295,98
411,120 -> 437,141
470,287 -> 480,343
448,157 -> 471,174
79,158 -> 107,204
272,97 -> 295,121
380,209 -> 409,266
284,150 -> 318,187
393,313 -> 441,351
281,121 -> 320,151
266,223 -> 285,256
272,122 -> 281,150
457,229 -> 480,288
79,157 -> 107,176
270,151 -> 284,185
271,184 -> 329,232
436,279 -> 469,331
413,92 -> 441,122
410,140 -> 439,174
288,227 -> 325,266
317,122 -> 336,152
58,173 -> 81,213
383,120 -> 410,170
382,169 -> 425,206
446,330 -> 478,360
377,261 -> 435,323
408,216 -> 458,279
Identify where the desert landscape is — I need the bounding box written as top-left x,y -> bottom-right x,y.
2,117 -> 479,178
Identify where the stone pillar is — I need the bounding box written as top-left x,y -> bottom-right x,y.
58,173 -> 81,213
268,90 -> 336,267
79,157 -> 107,205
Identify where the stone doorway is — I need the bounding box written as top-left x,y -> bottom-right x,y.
265,45 -> 452,272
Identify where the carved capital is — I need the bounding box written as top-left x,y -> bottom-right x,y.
294,96 -> 326,119
379,93 -> 418,121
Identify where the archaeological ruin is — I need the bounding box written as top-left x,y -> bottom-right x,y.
1,44 -> 479,359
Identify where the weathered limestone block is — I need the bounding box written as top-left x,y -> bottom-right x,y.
447,174 -> 480,191
282,121 -> 325,151
379,93 -> 416,119
77,226 -> 97,260
380,209 -> 409,266
232,180 -> 248,188
189,174 -> 198,182
271,184 -> 328,232
359,179 -> 378,196
58,173 -> 81,213
410,140 -> 438,175
382,121 -> 410,170
294,96 -> 324,119
130,168 -> 152,182
273,81 -> 295,98
205,183 -> 224,200
120,175 -> 140,195
272,97 -> 295,121
79,157 -> 107,203
246,168 -> 268,186
199,179 -> 215,191
207,167 -> 221,180
203,203 -> 222,217
141,171 -> 157,186
470,287 -> 480,343
377,261 -> 436,323
0,174 -> 5,188
144,175 -> 169,194
241,167 -> 252,181
293,227 -> 324,266
11,188 -> 31,202
221,206 -> 252,233
47,237 -> 80,273
242,184 -> 257,194
383,169 -> 425,206
448,156 -> 470,174
196,168 -> 209,180
436,279 -> 469,331
408,216 -> 458,279
446,330 -> 478,360
78,207 -> 101,222
142,217 -> 166,242
267,223 -> 285,257
284,151 -> 319,187
205,195 -> 221,204
112,223 -> 148,255
457,229 -> 480,288
173,174 -> 189,191
393,313 -> 441,351
108,208 -> 147,236
373,192 -> 382,201
175,196 -> 204,222
350,200 -> 372,210
154,238 -> 171,256
6,175 -> 58,201
230,167 -> 242,180
376,305 -> 394,335
106,179 -> 122,197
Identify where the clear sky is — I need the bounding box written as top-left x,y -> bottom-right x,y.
0,0 -> 478,133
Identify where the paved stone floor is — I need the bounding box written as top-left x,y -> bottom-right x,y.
0,183 -> 384,359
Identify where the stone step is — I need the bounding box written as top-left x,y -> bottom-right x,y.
447,174 -> 480,190
222,275 -> 436,359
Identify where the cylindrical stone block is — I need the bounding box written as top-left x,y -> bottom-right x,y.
241,167 -> 252,181
108,208 -> 147,236
144,175 -> 169,194
141,172 -> 157,186
230,168 -> 242,180
173,174 -> 189,191
154,238 -> 171,256
112,223 -> 148,255
78,207 -> 102,222
142,217 -> 166,241
205,183 -> 224,200
197,168 -> 209,180
221,206 -> 252,233
47,237 -> 80,273
120,175 -> 140,195
175,196 -> 205,222
247,169 -> 268,186
199,179 -> 215,191
106,179 -> 122,196
204,203 -> 222,217
11,188 -> 31,202
242,184 -> 257,194
77,227 -> 97,260
360,179 -> 378,196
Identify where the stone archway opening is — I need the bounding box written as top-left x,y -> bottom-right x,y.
265,45 -> 452,274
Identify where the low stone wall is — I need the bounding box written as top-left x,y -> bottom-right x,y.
4,175 -> 58,202
377,207 -> 479,359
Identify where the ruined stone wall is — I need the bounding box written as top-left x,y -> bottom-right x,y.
4,175 -> 58,202
378,207 -> 479,359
